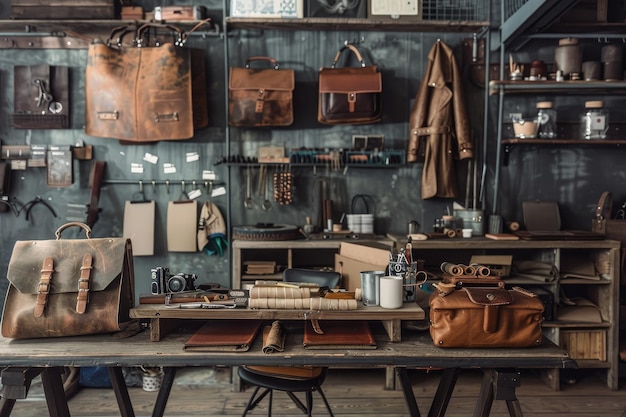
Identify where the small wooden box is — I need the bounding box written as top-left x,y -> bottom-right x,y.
560,330 -> 606,361
11,0 -> 114,19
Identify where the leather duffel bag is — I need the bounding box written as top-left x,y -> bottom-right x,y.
429,282 -> 544,348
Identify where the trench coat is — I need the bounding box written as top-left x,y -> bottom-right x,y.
407,40 -> 473,200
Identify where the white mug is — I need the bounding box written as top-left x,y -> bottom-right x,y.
379,276 -> 403,309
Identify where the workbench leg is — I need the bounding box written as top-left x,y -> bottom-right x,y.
473,369 -> 523,417
40,367 -> 71,417
0,398 -> 16,417
428,368 -> 460,417
396,368 -> 421,417
108,367 -> 135,417
151,367 -> 177,417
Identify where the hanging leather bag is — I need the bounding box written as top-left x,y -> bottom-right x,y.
85,21 -> 209,142
318,44 -> 382,125
1,222 -> 135,339
11,64 -> 69,129
229,56 -> 295,126
592,191 -> 626,284
429,281 -> 544,348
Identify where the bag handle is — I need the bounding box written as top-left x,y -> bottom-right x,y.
137,18 -> 212,47
55,222 -> 92,240
332,44 -> 366,68
245,56 -> 280,70
595,191 -> 612,221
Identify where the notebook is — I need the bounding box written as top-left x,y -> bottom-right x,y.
184,320 -> 262,352
516,201 -> 604,240
303,320 -> 377,350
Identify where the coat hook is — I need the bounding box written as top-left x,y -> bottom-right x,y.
152,180 -> 157,193
165,180 -> 170,194
138,180 -> 143,194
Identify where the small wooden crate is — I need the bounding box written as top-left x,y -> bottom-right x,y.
560,330 -> 606,361
11,0 -> 114,19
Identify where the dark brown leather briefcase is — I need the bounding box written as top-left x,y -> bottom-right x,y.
318,44 -> 382,125
429,282 -> 544,348
1,222 -> 135,339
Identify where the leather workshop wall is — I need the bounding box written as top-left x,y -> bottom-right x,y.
1,0 -> 620,312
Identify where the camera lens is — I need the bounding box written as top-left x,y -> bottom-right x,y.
167,276 -> 185,293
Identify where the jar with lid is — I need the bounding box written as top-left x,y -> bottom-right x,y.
580,101 -> 609,140
536,101 -> 557,138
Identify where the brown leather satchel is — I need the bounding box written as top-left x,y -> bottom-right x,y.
85,21 -> 209,142
229,56 -> 295,126
1,222 -> 135,339
429,283 -> 544,348
318,44 -> 382,125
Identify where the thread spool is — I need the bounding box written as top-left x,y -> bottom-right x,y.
507,221 -> 520,232
441,262 -> 463,276
444,228 -> 457,238
474,265 -> 491,277
462,264 -> 476,276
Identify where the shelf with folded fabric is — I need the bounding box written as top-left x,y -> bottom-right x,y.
225,17 -> 489,33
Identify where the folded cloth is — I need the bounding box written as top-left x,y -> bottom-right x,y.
262,321 -> 286,354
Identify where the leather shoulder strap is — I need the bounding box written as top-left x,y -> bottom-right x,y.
596,191 -> 612,221
86,161 -> 106,228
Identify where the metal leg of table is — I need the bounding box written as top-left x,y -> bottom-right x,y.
107,367 -> 135,417
428,368 -> 460,417
396,367 -> 421,417
151,367 -> 177,417
40,367 -> 71,417
473,369 -> 522,417
0,398 -> 16,417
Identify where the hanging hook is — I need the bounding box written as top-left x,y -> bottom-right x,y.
152,180 -> 157,193
138,180 -> 143,194
165,180 -> 170,194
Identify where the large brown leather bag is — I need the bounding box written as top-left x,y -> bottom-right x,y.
85,22 -> 208,142
429,283 -> 544,348
1,222 -> 135,339
229,56 -> 295,127
318,44 -> 382,125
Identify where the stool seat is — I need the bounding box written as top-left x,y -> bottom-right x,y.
238,366 -> 334,417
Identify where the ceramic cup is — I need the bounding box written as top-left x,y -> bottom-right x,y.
379,276 -> 404,309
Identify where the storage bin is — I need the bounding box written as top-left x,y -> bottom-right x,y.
560,330 -> 606,361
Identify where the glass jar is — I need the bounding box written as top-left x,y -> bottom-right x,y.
536,101 -> 557,138
580,101 -> 609,140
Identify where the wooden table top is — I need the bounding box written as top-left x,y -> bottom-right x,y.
0,329 -> 573,370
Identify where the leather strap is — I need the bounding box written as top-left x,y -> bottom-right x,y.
76,254 -> 93,314
86,161 -> 106,227
595,191 -> 612,221
34,257 -> 54,318
332,44 -> 365,68
411,126 -> 451,137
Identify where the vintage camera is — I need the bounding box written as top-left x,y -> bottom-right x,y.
166,273 -> 197,293
151,267 -> 170,295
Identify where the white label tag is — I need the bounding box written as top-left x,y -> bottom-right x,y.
211,186 -> 226,197
202,170 -> 217,180
143,153 -> 159,164
187,189 -> 202,200
131,163 -> 144,174
163,163 -> 177,174
186,152 -> 200,162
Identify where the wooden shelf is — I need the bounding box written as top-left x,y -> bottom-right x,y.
489,80 -> 626,96
225,17 -> 489,33
502,139 -> 626,146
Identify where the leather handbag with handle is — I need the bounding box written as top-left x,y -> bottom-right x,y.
429,280 -> 544,348
1,222 -> 135,339
228,56 -> 295,127
85,20 -> 209,142
318,44 -> 382,125
592,191 -> 626,284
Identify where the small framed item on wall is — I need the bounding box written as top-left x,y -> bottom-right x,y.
368,0 -> 421,21
307,0 -> 367,18
231,0 -> 304,18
